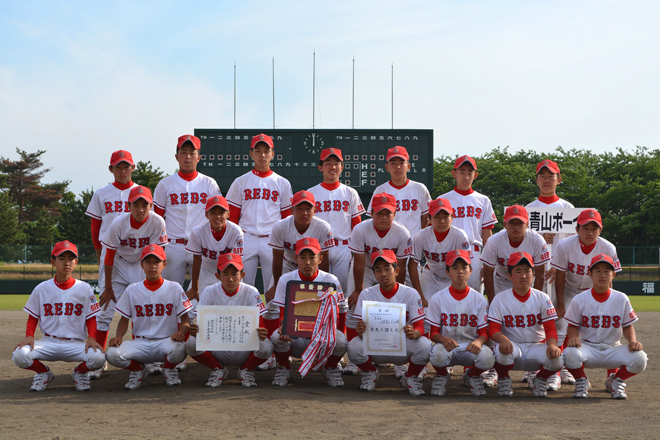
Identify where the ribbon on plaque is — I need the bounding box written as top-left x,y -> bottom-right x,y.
292,288 -> 338,377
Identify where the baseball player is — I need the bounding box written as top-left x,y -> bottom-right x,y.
564,254 -> 647,399
12,241 -> 105,391
427,250 -> 493,397
185,196 -> 244,301
347,249 -> 431,396
438,155 -> 497,291
226,133 -> 293,291
268,238 -> 347,387
185,253 -> 273,388
307,147 -> 365,290
488,252 -> 563,398
366,146 -> 432,237
409,198 -> 471,307
153,134 -> 222,286
105,245 -> 192,389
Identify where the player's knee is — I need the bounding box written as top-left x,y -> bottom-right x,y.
347,337 -> 365,363
12,347 -> 32,369
255,338 -> 274,358
494,350 -> 513,366
167,341 -> 187,364
86,349 -> 106,370
545,355 -> 563,372
185,337 -> 203,356
563,347 -> 582,369
412,337 -> 431,361
477,346 -> 495,370
105,347 -> 124,367
627,350 -> 648,374
270,332 -> 289,352
429,345 -> 450,367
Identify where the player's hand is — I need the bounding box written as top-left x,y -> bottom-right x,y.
547,342 -> 561,358
555,304 -> 565,319
265,286 -> 276,303
186,286 -> 199,302
498,338 -> 513,355
420,295 -> 428,308
257,327 -> 268,341
278,325 -> 291,342
355,320 -> 366,337
100,287 -> 116,311
108,336 -> 122,347
348,290 -> 361,309
544,267 -> 557,284
542,233 -> 555,245
189,323 -> 199,336
466,339 -> 482,354
95,247 -> 102,262
628,340 -> 643,352
15,336 -> 35,351
566,337 -> 581,348
171,331 -> 186,342
86,337 -> 103,352
439,335 -> 459,352
404,325 -> 421,340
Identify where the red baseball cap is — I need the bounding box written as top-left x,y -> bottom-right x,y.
205,196 -> 229,212
291,190 -> 316,207
446,249 -> 471,266
295,237 -> 321,255
110,150 -> 134,166
320,147 -> 343,161
453,155 -> 477,170
504,205 -> 528,223
250,133 -> 274,149
372,192 -> 396,213
371,249 -> 397,265
52,240 -> 78,258
141,244 -> 166,261
507,251 -> 534,268
129,186 -> 153,204
429,198 -> 453,216
386,146 -> 409,161
177,134 -> 201,150
588,253 -> 616,272
577,209 -> 603,228
536,159 -> 560,174
217,253 -> 244,272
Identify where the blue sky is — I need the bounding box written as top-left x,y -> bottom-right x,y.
1,1 -> 659,194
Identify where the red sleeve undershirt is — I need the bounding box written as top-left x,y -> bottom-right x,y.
430,324 -> 441,340
258,316 -> 265,328
86,317 -> 97,339
104,248 -> 117,266
488,321 -> 501,339
154,206 -> 166,217
483,225 -> 495,230
543,319 -> 558,342
281,209 -> 291,219
351,216 -> 362,230
412,319 -> 424,334
91,218 -> 102,249
229,205 -> 241,224
25,315 -> 38,337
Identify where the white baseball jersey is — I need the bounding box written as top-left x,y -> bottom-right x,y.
425,287 -> 488,343
564,288 -> 638,346
24,279 -> 101,340
487,288 -> 558,343
354,284 -> 425,326
480,229 -> 551,294
225,170 -> 293,236
437,189 -> 497,247
186,221 -> 244,275
551,235 -> 622,297
197,282 -> 266,315
85,182 -> 138,244
526,197 -> 575,245
115,280 -> 192,339
101,213 -> 168,263
269,216 -> 335,267
411,225 -> 471,277
307,182 -> 365,240
348,220 -> 412,269
153,172 -> 222,240
273,269 -> 346,312
367,180 -> 432,236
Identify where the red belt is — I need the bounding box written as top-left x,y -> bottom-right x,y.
45,333 -> 76,341
134,335 -> 162,340
168,238 -> 188,245
333,239 -> 349,246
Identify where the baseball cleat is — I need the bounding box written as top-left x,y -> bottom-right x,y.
466,373 -> 487,397
71,370 -> 91,391
146,362 -> 163,375
30,368 -> 55,392
400,374 -> 425,396
175,359 -> 187,371
522,370 -> 537,383
343,362 -> 360,376
238,368 -> 257,388
531,376 -> 549,398
605,373 -> 616,393
360,370 -> 379,391
610,377 -> 627,400
206,367 -> 229,388
164,368 -> 181,386
482,368 -> 498,388
560,366 -> 575,385
547,372 -> 561,391
497,377 -> 513,397
89,362 -> 106,380
256,354 -> 277,371
419,365 -> 428,380
572,377 -> 589,399
393,364 -> 408,379
272,367 -> 291,386
431,374 -> 448,396
322,367 -> 344,387
446,366 -> 454,374
125,367 -> 149,390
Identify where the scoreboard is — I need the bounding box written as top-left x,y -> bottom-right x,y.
194,128 -> 434,206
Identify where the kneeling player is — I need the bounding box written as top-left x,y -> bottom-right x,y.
488,252 -> 563,398
186,253 -> 273,387
427,250 -> 493,397
347,250 -> 431,396
268,238 -> 348,387
12,241 -> 105,391
106,245 -> 192,389
563,254 -> 647,399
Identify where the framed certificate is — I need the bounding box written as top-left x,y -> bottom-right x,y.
362,301 -> 407,357
282,280 -> 337,339
196,305 -> 260,351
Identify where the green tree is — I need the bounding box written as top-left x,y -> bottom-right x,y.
0,192 -> 24,245
23,208 -> 60,245
133,161 -> 166,194
59,189 -> 94,246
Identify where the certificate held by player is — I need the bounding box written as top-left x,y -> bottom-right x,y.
362,301 -> 406,357
282,280 -> 337,339
196,305 -> 260,351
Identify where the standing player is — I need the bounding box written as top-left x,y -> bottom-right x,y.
438,155 -> 497,291
427,250 -> 493,397
347,250 -> 431,396
12,241 -> 105,391
307,147 -> 365,290
105,245 -> 192,389
185,254 -> 273,388
564,254 -> 647,399
488,252 -> 563,398
153,134 -> 222,286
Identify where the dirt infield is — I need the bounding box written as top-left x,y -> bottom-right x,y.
1,310 -> 658,440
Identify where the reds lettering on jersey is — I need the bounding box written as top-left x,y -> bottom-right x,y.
86,182 -> 139,244
307,183 -> 365,241
243,188 -> 279,202
169,192 -> 208,205
487,289 -> 557,343
348,219 -> 411,268
367,180 -> 432,237
102,212 -> 168,263
437,189 -> 497,247
425,287 -> 488,343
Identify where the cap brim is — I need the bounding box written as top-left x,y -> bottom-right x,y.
430,207 -> 452,217
448,256 -> 471,265
505,215 -> 528,223
206,203 -> 229,212
53,249 -> 78,258
129,196 -> 153,204
218,262 -> 243,271
387,154 -> 409,161
296,246 -> 320,255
